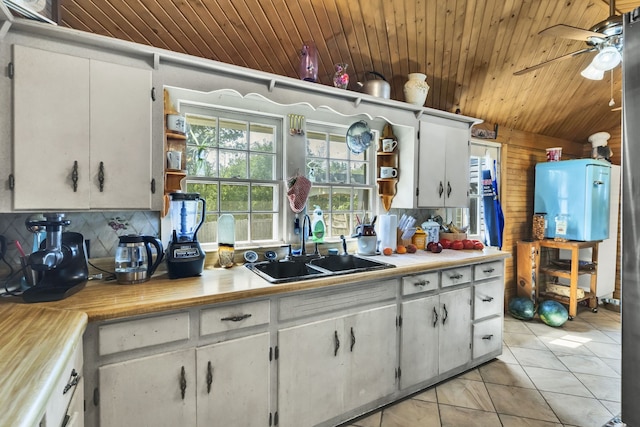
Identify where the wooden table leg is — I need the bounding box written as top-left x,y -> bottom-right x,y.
569,246 -> 579,319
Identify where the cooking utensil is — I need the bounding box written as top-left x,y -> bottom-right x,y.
346,120 -> 373,154
357,71 -> 391,98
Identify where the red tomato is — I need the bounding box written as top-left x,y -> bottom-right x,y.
463,240 -> 475,249
440,239 -> 452,249
451,240 -> 464,250
474,242 -> 485,250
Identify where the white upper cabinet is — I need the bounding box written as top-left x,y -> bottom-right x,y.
12,44 -> 152,211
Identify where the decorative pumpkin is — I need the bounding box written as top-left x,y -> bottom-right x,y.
508,297 -> 535,321
538,300 -> 569,327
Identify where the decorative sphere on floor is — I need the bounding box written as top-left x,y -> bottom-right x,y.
508,297 -> 535,320
538,300 -> 569,327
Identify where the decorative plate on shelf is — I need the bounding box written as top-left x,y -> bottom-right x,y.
346,120 -> 373,154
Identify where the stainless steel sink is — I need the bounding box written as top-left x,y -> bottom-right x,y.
246,255 -> 395,284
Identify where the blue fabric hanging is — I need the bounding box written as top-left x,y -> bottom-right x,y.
482,158 -> 504,249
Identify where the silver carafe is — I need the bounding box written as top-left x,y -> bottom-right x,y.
115,235 -> 164,284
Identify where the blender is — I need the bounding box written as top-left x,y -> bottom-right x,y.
166,192 -> 206,279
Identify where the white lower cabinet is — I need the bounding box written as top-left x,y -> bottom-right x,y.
277,305 -> 397,427
98,333 -> 269,427
401,287 -> 472,389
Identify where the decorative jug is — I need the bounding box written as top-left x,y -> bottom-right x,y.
403,73 -> 430,106
333,63 -> 349,89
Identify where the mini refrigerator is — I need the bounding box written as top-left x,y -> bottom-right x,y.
534,159 -> 611,241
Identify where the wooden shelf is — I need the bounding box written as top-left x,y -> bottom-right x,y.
376,123 -> 398,212
166,131 -> 187,140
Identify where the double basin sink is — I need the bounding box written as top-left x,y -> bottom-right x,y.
246,254 -> 395,284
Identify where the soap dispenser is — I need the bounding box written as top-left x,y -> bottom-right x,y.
311,205 -> 326,242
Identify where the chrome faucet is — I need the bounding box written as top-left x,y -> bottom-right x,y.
300,214 -> 311,256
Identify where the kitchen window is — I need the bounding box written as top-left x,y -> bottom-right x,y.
182,108 -> 282,245
465,141 -> 500,245
304,124 -> 374,239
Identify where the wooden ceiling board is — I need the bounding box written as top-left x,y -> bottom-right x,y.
55,0 -> 640,143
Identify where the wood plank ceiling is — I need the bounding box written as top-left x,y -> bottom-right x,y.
56,0 -> 640,144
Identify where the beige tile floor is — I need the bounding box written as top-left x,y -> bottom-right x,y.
345,305 -> 622,427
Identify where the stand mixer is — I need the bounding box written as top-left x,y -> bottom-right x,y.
22,213 -> 89,302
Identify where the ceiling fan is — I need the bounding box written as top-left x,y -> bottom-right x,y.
514,0 -> 623,79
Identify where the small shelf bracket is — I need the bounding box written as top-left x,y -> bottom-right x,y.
268,79 -> 276,92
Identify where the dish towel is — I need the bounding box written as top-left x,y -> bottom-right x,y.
287,174 -> 312,213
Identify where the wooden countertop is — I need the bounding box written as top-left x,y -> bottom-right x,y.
0,304 -> 87,427
5,248 -> 510,322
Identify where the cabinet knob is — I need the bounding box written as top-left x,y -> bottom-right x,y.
483,267 -> 495,273
447,182 -> 452,198
432,306 -> 439,328
442,304 -> 448,325
98,161 -> 105,192
350,327 -> 356,352
438,182 -> 444,198
71,161 -> 79,192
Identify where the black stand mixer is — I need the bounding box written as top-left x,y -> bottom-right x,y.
22,213 -> 89,302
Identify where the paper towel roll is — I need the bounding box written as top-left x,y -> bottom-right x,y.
377,214 -> 397,251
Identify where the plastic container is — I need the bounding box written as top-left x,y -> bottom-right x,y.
311,206 -> 326,242
533,213 -> 546,240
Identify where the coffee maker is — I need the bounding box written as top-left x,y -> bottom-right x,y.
22,213 -> 89,302
166,192 -> 206,279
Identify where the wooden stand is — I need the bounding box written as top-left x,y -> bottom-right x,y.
377,123 -> 398,212
163,89 -> 187,216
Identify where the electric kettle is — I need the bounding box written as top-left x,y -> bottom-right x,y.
115,235 -> 164,284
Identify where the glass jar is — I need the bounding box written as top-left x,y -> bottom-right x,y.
533,213 -> 546,240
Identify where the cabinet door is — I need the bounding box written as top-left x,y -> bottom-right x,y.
13,45 -> 90,210
417,120 -> 447,207
90,60 -> 152,209
196,333 -> 270,427
99,349 -> 196,427
278,317 -> 343,427
439,287 -> 472,374
444,126 -> 470,207
400,295 -> 439,389
344,305 -> 397,411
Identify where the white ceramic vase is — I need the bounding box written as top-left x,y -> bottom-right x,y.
403,73 -> 430,106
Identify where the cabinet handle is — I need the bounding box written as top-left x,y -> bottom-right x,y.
449,273 -> 463,280
220,313 -> 252,322
414,280 -> 429,287
447,181 -> 452,198
442,304 -> 448,325
63,369 -> 80,395
483,267 -> 495,273
71,161 -> 79,192
482,334 -> 494,340
179,366 -> 187,400
594,180 -> 604,185
438,181 -> 444,198
482,296 -> 494,302
432,306 -> 438,328
350,327 -> 356,352
206,361 -> 213,394
334,330 -> 340,357
98,161 -> 105,192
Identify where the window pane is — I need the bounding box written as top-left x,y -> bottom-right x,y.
250,153 -> 275,180
251,213 -> 275,241
351,161 -> 367,184
353,188 -> 371,211
332,187 -> 352,211
329,134 -> 348,159
219,119 -> 247,149
198,213 -> 219,244
221,183 -> 249,211
469,198 -> 479,236
307,159 -> 328,183
187,116 -> 218,148
220,150 -> 247,179
330,212 -> 351,238
233,213 -> 249,242
250,123 -> 275,153
329,160 -> 348,183
251,184 -> 276,211
308,187 -> 329,212
189,150 -> 218,177
186,182 -> 218,211
307,132 -> 328,157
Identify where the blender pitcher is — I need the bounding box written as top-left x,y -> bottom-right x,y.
169,192 -> 205,242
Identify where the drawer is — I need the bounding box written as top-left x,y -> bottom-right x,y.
279,279 -> 397,321
402,271 -> 438,296
474,280 -> 504,320
474,261 -> 503,281
441,266 -> 471,288
45,337 -> 83,427
99,311 -> 190,356
200,299 -> 270,336
473,317 -> 502,359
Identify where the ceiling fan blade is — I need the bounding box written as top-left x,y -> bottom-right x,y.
513,47 -> 596,76
539,24 -> 605,42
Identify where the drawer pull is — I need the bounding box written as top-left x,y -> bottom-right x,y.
206,361 -> 213,394
432,306 -> 438,328
482,296 -> 494,302
98,161 -> 105,192
350,327 -> 356,352
71,161 -> 79,192
180,366 -> 187,400
449,273 -> 463,280
482,334 -> 494,340
414,280 -> 429,287
220,313 -> 252,322
334,330 -> 340,357
63,369 -> 80,395
483,267 -> 495,273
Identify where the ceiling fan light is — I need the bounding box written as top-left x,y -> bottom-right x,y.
581,64 -> 604,80
592,46 -> 622,71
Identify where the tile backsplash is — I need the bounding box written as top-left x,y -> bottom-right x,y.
0,211 -> 160,266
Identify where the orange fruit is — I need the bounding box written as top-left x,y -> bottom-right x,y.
396,245 -> 407,254
382,247 -> 393,256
